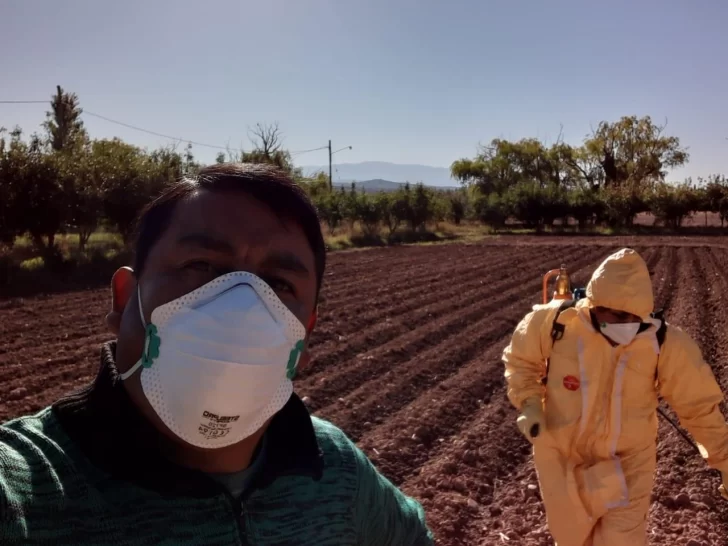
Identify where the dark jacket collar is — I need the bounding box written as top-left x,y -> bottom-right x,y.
52,342 -> 323,498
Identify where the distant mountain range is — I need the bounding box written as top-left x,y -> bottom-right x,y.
301,161 -> 458,187
332,179 -> 456,193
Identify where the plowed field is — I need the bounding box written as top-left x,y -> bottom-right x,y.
2,236 -> 728,545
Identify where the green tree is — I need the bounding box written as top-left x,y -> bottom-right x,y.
601,184 -> 649,228
382,190 -> 410,236
695,175 -> 728,226
299,172 -> 330,200
318,191 -> 345,232
341,183 -> 359,229
43,85 -> 86,152
567,187 -> 603,230
562,145 -> 603,190
451,138 -> 580,195
506,182 -> 570,230
583,116 -> 688,189
354,193 -> 384,237
451,139 -> 527,194
57,149 -> 101,251
447,190 -> 468,225
373,193 -> 396,236
97,139 -> 178,243
472,191 -> 511,229
305,175 -> 344,232
406,183 -> 435,231
647,182 -> 700,230
455,116 -> 689,198
719,197 -> 728,228
11,134 -> 69,257
0,128 -> 28,247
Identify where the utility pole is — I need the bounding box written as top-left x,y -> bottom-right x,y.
328,139 -> 333,191
326,141 -> 351,190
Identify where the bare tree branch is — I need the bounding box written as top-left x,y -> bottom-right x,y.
248,122 -> 283,157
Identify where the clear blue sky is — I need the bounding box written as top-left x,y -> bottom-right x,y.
2,0 -> 727,180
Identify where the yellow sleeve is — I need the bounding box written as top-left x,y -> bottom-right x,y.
502,305 -> 554,410
658,325 -> 728,475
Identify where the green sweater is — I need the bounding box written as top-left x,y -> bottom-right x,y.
0,344 -> 434,545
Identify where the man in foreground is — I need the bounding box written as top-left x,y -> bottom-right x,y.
503,248 -> 728,546
0,163 -> 434,545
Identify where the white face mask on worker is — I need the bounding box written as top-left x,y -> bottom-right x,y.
120,272 -> 307,449
599,322 -> 640,346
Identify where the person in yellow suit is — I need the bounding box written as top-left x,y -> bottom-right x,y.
503,248 -> 728,546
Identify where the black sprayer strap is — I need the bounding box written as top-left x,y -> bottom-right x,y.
652,309 -> 667,347
543,299 -> 578,385
550,299 -> 578,342
651,309 -> 667,382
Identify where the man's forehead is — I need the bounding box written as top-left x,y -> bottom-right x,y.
166,190 -> 295,244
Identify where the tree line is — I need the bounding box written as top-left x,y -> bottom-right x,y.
449,116 -> 728,231
2,87 -> 728,269
304,112 -> 728,235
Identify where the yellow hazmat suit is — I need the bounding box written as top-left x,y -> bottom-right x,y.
503,248 -> 728,546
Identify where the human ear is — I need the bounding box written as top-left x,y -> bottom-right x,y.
106,267 -> 136,335
307,309 -> 318,333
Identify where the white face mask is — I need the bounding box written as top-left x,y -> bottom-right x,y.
599,322 -> 640,346
120,272 -> 307,449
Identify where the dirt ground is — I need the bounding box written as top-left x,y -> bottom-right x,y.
2,236 -> 728,545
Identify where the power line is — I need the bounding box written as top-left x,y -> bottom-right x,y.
83,111 -> 234,151
291,145 -> 328,157
1,100 -> 331,157
2,100 -> 235,150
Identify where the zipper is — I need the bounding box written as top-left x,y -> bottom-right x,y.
239,499 -> 249,546
222,490 -> 249,545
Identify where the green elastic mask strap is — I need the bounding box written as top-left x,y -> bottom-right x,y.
120,323 -> 161,381
120,288 -> 161,381
286,340 -> 305,380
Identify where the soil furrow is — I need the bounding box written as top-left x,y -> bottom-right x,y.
0,325 -> 106,364
0,333 -> 109,394
649,247 -> 728,545
321,245 -> 489,303
315,245 -> 555,331
652,246 -> 679,313
0,290 -> 108,328
299,246 -> 595,406
305,246 -> 561,372
315,246 -> 614,442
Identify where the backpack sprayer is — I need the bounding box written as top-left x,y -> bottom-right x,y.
542,266 -> 700,455
542,265 -> 584,305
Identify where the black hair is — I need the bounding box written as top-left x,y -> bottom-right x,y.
132,162 -> 326,296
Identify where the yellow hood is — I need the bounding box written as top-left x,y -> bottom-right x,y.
585,248 -> 654,320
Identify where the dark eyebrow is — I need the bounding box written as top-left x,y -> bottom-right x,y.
176,233 -> 235,254
261,251 -> 310,277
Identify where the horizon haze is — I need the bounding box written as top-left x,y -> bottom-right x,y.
302,161 -> 458,186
